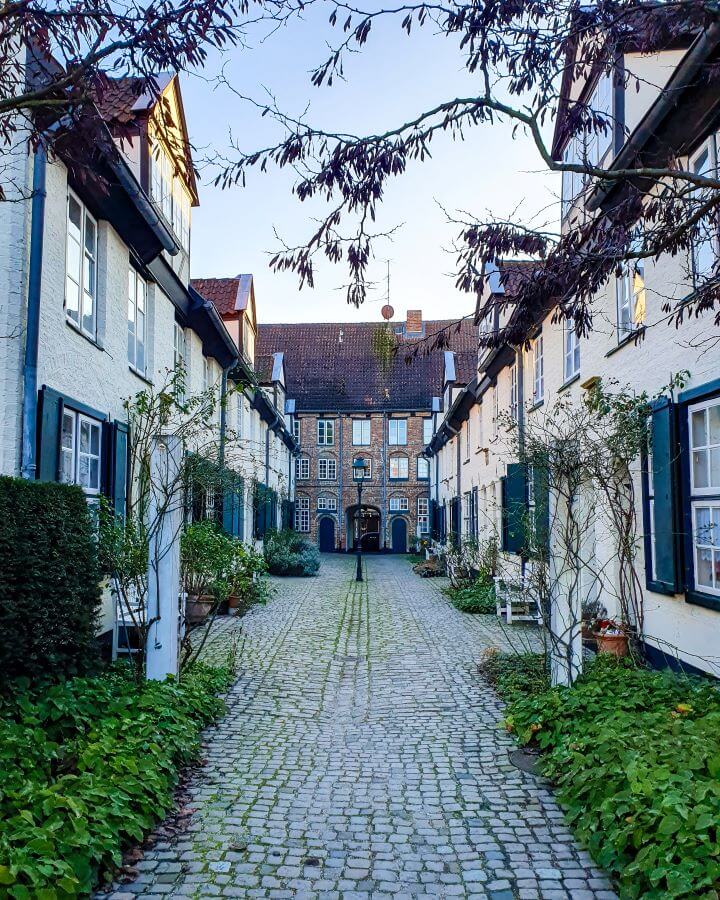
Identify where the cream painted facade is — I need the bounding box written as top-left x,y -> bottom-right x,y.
428,34 -> 720,677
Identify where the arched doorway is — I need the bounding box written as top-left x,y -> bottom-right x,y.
318,516 -> 336,552
346,504 -> 381,552
391,516 -> 408,553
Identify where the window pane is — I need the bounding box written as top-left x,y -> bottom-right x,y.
136,309 -> 145,372
691,409 -> 706,449
68,195 -> 82,231
697,548 -> 714,588
709,404 -> 720,445
711,447 -> 720,489
696,506 -> 712,543
693,450 -> 709,489
79,419 -> 91,453
65,275 -> 80,320
84,214 -> 96,254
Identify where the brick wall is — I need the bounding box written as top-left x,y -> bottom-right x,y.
294,410 -> 431,551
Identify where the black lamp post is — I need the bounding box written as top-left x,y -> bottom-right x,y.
352,457 -> 366,582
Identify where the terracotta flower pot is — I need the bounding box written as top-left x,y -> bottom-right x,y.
227,594 -> 251,616
595,632 -> 629,657
186,594 -> 215,625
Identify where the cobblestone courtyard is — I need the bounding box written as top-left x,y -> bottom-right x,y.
107,555 -> 616,900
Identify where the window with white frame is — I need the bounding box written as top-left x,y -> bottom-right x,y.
236,394 -> 244,437
463,491 -> 472,535
317,418 -> 335,445
352,456 -> 372,480
561,135 -> 583,219
532,333 -> 544,404
492,385 -> 499,438
586,72 -> 613,167
292,418 -> 300,443
388,419 -> 407,445
203,356 -> 211,394
690,397 -> 720,595
296,456 -> 310,480
389,496 -> 409,511
476,405 -> 484,449
66,190 -> 98,338
352,419 -> 371,445
509,364 -> 518,424
690,141 -> 719,285
417,456 -> 430,480
423,418 -> 433,445
318,457 -> 337,480
617,259 -> 646,338
317,496 -> 338,511
150,141 -> 191,253
464,418 -> 471,460
563,319 -> 581,381
295,496 -> 310,532
60,410 -> 102,494
128,268 -> 147,374
417,496 -> 430,534
389,454 -> 409,480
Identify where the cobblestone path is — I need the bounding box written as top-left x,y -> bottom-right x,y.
107,555 -> 616,900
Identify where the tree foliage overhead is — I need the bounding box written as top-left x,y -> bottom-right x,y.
215,0 -> 720,346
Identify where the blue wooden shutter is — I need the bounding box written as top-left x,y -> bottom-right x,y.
502,463 -> 527,555
649,398 -> 681,593
37,387 -> 63,481
111,421 -> 129,518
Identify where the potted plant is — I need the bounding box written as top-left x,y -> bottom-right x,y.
594,618 -> 629,657
181,522 -> 235,625
581,598 -> 607,642
227,542 -> 268,615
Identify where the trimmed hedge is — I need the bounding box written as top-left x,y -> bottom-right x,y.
264,529 -> 320,576
0,476 -> 101,682
0,663 -> 233,895
504,657 -> 720,899
445,578 -> 496,613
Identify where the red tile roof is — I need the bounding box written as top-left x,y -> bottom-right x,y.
191,276 -> 253,317
257,319 -> 477,412
94,76 -> 147,125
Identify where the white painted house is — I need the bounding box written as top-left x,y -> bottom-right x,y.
0,73 -> 285,649
426,20 -> 720,678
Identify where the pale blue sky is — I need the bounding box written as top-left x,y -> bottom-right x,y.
183,6 -> 558,324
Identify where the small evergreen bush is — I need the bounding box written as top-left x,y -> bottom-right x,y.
0,476 -> 101,682
0,663 -> 232,895
264,529 -> 320,576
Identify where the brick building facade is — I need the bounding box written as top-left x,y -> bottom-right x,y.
258,312 -> 476,552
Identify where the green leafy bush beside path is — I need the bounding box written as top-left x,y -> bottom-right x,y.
0,664 -> 233,897
499,657 -> 720,899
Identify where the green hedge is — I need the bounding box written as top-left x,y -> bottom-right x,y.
504,657 -> 720,898
0,477 -> 102,682
445,578 -> 496,613
264,529 -> 320,576
0,663 -> 233,896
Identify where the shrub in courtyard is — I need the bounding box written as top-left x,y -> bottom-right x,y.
504,656 -> 720,898
446,578 -> 496,614
478,650 -> 549,702
0,476 -> 101,683
227,541 -> 271,610
264,529 -> 320,576
0,662 -> 233,895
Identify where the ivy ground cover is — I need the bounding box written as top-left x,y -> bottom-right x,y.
499,656 -> 720,899
0,664 -> 233,898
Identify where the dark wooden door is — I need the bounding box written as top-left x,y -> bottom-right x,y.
319,516 -> 335,552
391,517 -> 407,553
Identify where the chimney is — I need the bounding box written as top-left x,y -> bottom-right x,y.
406,309 -> 423,334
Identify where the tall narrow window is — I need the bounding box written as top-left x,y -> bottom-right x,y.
318,457 -> 337,480
296,456 -> 310,480
509,364 -> 519,424
417,497 -> 430,534
492,385 -> 499,438
66,191 -> 97,338
689,397 -> 720,596
128,269 -> 147,374
60,409 -> 102,495
423,418 -> 433,445
532,334 -> 544,404
690,143 -> 718,284
295,496 -> 310,532
293,418 -> 300,443
388,419 -> 407,445
617,259 -> 646,338
317,419 -> 335,446
352,419 -> 370,445
563,320 -> 581,381
417,456 -> 430,480
389,454 -> 409,480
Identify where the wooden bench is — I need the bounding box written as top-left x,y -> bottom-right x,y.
494,576 -> 542,625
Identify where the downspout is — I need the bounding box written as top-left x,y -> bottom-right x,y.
517,348 -> 527,578
337,413 -> 343,550
218,366 -> 230,469
21,145 -> 47,480
381,412 -> 388,550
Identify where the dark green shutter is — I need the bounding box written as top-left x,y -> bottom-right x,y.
37,387 -> 63,481
502,462 -> 527,555
533,463 -> 550,553
111,421 -> 129,518
223,480 -> 235,536
650,398 -> 681,593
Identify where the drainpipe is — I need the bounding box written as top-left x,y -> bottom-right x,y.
218,366 -> 231,469
21,144 -> 47,480
337,413 -> 343,551
381,412 -> 388,550
517,347 -> 527,578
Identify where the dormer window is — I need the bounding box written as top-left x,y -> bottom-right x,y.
150,140 -> 191,253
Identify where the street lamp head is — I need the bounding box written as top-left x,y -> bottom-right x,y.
353,457 -> 366,471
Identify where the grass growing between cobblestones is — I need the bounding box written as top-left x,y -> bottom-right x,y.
0,663 -> 233,898
496,654 -> 720,899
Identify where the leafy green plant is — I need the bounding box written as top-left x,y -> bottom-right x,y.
0,476 -> 101,684
445,577 -> 496,614
180,521 -> 235,599
0,663 -> 233,896
264,529 -> 320,576
227,542 -> 270,605
479,650 -> 549,702
504,656 -> 720,898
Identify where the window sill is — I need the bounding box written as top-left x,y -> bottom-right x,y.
605,327 -> 645,358
558,373 -> 581,393
528,399 -> 544,412
66,318 -> 103,351
389,478 -> 409,482
129,365 -> 153,386
685,589 -> 720,613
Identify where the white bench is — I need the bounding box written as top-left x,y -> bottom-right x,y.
494,576 -> 542,625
